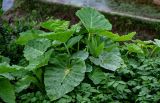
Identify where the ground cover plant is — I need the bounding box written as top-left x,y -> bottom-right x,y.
0,7 -> 160,103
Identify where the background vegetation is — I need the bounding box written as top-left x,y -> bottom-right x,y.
1,7 -> 160,103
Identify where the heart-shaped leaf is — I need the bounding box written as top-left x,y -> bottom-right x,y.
44,56 -> 86,101
76,7 -> 112,33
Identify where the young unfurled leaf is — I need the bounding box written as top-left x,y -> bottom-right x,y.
44,56 -> 86,101
0,78 -> 15,103
41,19 -> 70,32
88,37 -> 104,57
76,7 -> 112,33
95,42 -> 105,56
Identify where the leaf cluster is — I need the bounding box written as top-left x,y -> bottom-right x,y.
0,7 -> 160,103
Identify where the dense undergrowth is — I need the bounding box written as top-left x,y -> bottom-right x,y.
1,7 -> 160,103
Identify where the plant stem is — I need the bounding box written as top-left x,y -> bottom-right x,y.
88,33 -> 91,41
150,47 -> 157,57
87,33 -> 91,52
64,43 -> 71,55
77,41 -> 80,51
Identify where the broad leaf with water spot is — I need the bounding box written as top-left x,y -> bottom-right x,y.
44,54 -> 86,100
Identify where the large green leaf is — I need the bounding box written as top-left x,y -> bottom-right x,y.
90,51 -> 123,71
0,63 -> 23,73
15,75 -> 37,93
115,32 -> 136,41
0,73 -> 14,80
66,35 -> 83,48
71,51 -> 89,60
100,31 -> 136,41
16,30 -> 73,45
16,30 -> 45,45
76,7 -> 112,33
0,63 -> 15,73
154,39 -> 160,47
39,31 -> 73,43
23,39 -> 51,61
0,78 -> 15,103
0,56 -> 10,63
41,19 -> 70,32
44,57 -> 86,101
25,49 -> 53,71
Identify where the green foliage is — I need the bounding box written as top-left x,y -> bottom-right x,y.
0,78 -> 15,103
41,19 -> 70,32
1,7 -> 160,103
17,91 -> 50,103
100,31 -> 136,41
23,39 -> 51,61
76,7 -> 112,33
16,30 -> 73,44
45,56 -> 86,100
